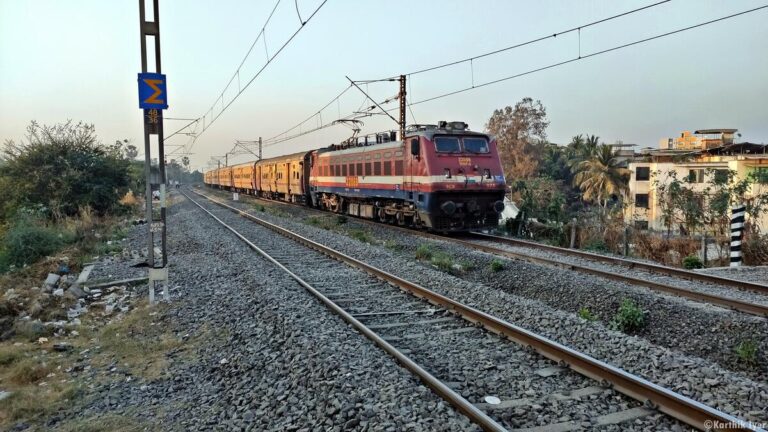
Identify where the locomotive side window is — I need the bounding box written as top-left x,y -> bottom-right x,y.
384,161 -> 392,175
394,160 -> 404,175
435,137 -> 461,153
356,163 -> 363,176
463,138 -> 489,153
342,165 -> 347,176
350,164 -> 355,176
365,162 -> 371,175
374,161 -> 382,175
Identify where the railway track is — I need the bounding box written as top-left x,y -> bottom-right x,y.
201,186 -> 768,318
184,188 -> 759,431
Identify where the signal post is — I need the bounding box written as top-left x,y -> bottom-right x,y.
137,0 -> 169,303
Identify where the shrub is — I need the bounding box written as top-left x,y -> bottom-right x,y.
578,307 -> 597,322
382,240 -> 403,251
336,215 -> 348,224
458,260 -> 475,272
735,340 -> 758,366
583,239 -> 608,252
682,254 -> 703,270
489,259 -> 505,272
611,299 -> 644,332
415,244 -> 433,260
11,358 -> 51,385
255,204 -> 266,212
1,220 -> 70,268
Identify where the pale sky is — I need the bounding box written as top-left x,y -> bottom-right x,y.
1,0 -> 767,171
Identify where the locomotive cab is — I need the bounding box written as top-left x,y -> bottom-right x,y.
406,121 -> 506,231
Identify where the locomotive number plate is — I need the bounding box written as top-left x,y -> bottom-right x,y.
345,176 -> 359,188
458,157 -> 471,166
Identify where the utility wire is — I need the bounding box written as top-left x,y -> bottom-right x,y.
184,0 -> 330,154
368,0 -> 673,82
373,5 -> 768,111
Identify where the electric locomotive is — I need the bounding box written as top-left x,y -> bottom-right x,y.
204,120 -> 507,232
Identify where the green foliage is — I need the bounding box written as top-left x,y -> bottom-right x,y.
255,204 -> 266,212
415,244 -> 433,260
0,218 -> 73,270
611,299 -> 645,332
336,215 -> 348,224
382,240 -> 403,251
430,252 -> 454,272
572,144 -> 630,208
458,260 -> 475,272
349,229 -> 373,244
734,340 -> 758,366
1,121 -> 132,220
578,307 -> 597,322
511,177 -> 566,223
583,239 -> 608,252
682,254 -> 703,269
489,259 -> 505,272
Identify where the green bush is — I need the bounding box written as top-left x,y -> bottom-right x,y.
336,215 -> 348,224
489,259 -> 505,272
611,299 -> 644,332
1,220 -> 71,269
578,307 -> 597,321
583,239 -> 608,252
735,340 -> 758,366
682,254 -> 703,269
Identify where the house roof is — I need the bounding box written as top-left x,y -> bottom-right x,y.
694,129 -> 738,134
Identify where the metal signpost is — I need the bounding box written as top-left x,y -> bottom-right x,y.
138,0 -> 169,303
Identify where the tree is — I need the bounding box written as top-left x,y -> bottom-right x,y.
124,142 -> 139,160
573,144 -> 630,208
0,121 -> 132,220
485,98 -> 549,181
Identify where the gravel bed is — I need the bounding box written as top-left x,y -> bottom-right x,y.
188,190 -> 687,431
466,238 -> 768,308
699,266 -> 768,284
197,187 -> 768,425
51,192 -> 479,431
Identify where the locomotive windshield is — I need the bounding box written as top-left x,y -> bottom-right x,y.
434,136 -> 489,154
434,137 -> 461,153
463,137 -> 489,153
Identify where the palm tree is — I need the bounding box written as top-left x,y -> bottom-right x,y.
573,144 -> 630,208
566,134 -> 600,172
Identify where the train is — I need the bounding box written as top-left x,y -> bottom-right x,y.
204,121 -> 507,232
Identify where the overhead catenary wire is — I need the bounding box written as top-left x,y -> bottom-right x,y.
183,0 -> 330,155
374,4 -> 768,111
222,2 -> 766,161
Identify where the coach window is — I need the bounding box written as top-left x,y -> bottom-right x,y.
384,161 -> 392,175
365,162 -> 371,176
374,161 -> 382,175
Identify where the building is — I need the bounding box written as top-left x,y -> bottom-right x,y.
626,129 -> 768,232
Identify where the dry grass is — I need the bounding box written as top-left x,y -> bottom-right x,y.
633,232 -> 700,266
94,300 -> 182,379
56,414 -> 145,432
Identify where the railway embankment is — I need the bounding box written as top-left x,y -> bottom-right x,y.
199,187 -> 768,425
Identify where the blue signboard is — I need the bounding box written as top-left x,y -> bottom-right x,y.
137,72 -> 168,110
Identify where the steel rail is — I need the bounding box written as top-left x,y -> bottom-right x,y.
200,187 -> 768,317
200,187 -> 768,316
181,190 -> 507,432
471,232 -> 768,295
189,188 -> 761,432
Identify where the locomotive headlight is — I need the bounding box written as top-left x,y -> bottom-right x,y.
441,201 -> 457,215
444,168 -> 451,179
483,169 -> 491,179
